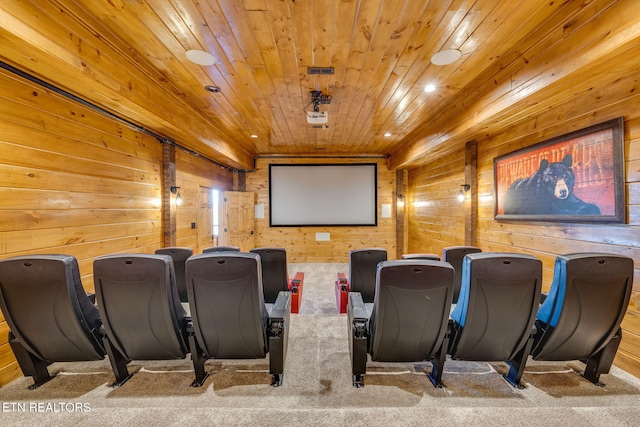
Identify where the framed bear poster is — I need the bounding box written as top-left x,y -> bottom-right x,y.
494,117 -> 625,223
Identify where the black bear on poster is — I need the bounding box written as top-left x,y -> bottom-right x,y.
503,154 -> 601,215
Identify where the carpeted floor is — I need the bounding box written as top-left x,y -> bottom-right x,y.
1,263 -> 639,426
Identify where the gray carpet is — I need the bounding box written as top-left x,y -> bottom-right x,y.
1,263 -> 639,426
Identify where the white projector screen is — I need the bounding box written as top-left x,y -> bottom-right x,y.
269,164 -> 377,226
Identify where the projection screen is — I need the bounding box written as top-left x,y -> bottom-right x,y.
269,164 -> 377,226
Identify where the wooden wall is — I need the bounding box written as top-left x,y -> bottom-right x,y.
174,150 -> 233,250
0,67 -> 232,385
245,157 -> 397,262
407,120 -> 640,378
407,152 -> 466,255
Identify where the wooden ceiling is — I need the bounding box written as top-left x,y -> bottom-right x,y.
1,1 -> 640,170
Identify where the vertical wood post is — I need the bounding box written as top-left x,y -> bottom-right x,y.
233,170 -> 246,191
163,143 -> 177,247
396,169 -> 408,259
465,141 -> 478,246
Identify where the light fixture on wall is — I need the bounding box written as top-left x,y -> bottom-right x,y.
397,193 -> 404,207
170,186 -> 183,207
457,184 -> 470,202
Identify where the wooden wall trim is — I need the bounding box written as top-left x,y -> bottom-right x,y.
163,143 -> 177,247
465,141 -> 478,246
396,169 -> 408,258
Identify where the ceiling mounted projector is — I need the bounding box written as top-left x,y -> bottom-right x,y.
303,90 -> 331,124
306,111 -> 328,124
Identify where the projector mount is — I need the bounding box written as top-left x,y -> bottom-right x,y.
309,90 -> 332,112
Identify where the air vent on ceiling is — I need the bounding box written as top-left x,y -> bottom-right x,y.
307,67 -> 334,75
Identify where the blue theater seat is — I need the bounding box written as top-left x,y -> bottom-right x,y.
435,252 -> 542,388
521,253 -> 634,385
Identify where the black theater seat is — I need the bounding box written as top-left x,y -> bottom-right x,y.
202,245 -> 240,253
441,245 -> 482,304
0,254 -> 107,388
336,248 -> 387,313
401,253 -> 441,261
347,259 -> 454,387
155,247 -> 193,303
93,253 -> 190,386
186,252 -> 291,386
250,247 -> 305,313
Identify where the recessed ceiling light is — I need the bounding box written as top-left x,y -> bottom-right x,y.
431,49 -> 461,66
424,84 -> 436,93
384,132 -> 392,137
186,49 -> 216,66
250,134 -> 258,138
204,85 -> 221,93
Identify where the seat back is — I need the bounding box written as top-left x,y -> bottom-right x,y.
442,246 -> 482,303
186,252 -> 269,359
0,255 -> 104,361
349,248 -> 387,303
203,246 -> 240,253
250,247 -> 289,303
532,253 -> 633,361
401,253 -> 440,261
370,260 -> 454,362
449,252 -> 542,361
93,254 -> 188,360
155,247 -> 193,303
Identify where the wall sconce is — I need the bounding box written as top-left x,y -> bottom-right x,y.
397,193 -> 404,207
457,184 -> 470,202
170,186 -> 183,206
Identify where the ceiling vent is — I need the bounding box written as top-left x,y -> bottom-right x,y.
307,67 -> 334,75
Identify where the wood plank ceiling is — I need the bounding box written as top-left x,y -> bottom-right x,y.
1,0 -> 639,170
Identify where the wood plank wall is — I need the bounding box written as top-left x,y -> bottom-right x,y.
245,157 -> 397,262
407,118 -> 640,378
174,150 -> 233,249
407,152 -> 466,255
0,67 -> 232,385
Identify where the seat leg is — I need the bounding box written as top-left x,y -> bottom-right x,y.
271,373 -> 283,387
9,333 -> 53,389
268,319 -> 287,387
352,374 -> 364,388
103,336 -> 131,387
428,332 -> 448,388
504,335 -> 534,389
583,328 -> 622,386
350,320 -> 368,388
187,328 -> 209,387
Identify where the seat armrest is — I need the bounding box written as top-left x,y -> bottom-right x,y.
335,273 -> 350,313
289,272 -> 304,293
347,291 -> 369,385
336,272 -> 349,291
269,291 -> 292,320
347,292 -> 369,321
